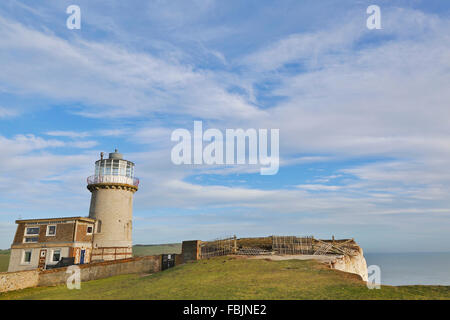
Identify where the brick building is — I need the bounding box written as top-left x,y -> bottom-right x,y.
8,217 -> 95,272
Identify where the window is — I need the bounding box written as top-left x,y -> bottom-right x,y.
46,225 -> 56,236
126,162 -> 132,177
86,226 -> 93,234
52,249 -> 61,262
95,162 -> 100,176
119,161 -> 126,176
99,161 -> 105,175
24,237 -> 38,243
112,160 -> 119,175
105,159 -> 112,175
23,250 -> 32,264
25,227 -> 39,235
96,220 -> 102,233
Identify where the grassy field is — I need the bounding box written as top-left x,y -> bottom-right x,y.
1,256 -> 449,300
0,250 -> 10,273
132,243 -> 181,256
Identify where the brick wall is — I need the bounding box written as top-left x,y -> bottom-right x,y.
42,223 -> 75,242
75,222 -> 94,242
182,240 -> 201,262
0,269 -> 39,293
13,224 -> 25,244
13,223 -> 76,245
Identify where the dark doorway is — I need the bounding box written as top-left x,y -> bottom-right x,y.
162,254 -> 175,270
80,249 -> 85,264
38,249 -> 47,270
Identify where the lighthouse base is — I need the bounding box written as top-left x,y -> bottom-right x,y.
91,247 -> 133,262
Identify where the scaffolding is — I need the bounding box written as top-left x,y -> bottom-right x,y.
200,236 -> 235,259
236,247 -> 272,255
312,238 -> 359,256
272,236 -> 314,255
199,235 -> 358,259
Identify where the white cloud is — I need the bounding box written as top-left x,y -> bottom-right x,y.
0,106 -> 19,118
241,22 -> 363,72
68,140 -> 98,149
296,184 -> 342,191
0,134 -> 64,154
236,9 -> 450,163
46,131 -> 91,138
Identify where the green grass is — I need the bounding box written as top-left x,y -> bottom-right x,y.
0,250 -> 10,273
132,243 -> 181,256
1,256 -> 448,300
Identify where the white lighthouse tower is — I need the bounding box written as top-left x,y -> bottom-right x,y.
87,150 -> 139,261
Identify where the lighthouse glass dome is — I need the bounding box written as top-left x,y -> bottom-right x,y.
87,150 -> 139,187
95,159 -> 134,178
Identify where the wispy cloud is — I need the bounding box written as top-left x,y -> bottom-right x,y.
46,131 -> 91,138
0,106 -> 19,118
0,15 -> 263,121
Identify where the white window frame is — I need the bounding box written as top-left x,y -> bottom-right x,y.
23,237 -> 39,243
96,220 -> 102,233
46,225 -> 57,236
86,225 -> 93,235
25,226 -> 40,236
22,249 -> 32,264
51,249 -> 61,262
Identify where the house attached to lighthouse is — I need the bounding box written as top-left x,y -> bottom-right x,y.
7,150 -> 139,272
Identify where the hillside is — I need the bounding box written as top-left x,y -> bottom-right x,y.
1,256 -> 449,300
0,250 -> 10,273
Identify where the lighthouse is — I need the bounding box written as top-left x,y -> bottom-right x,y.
87,150 -> 139,261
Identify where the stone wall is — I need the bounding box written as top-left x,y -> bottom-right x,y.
175,253 -> 184,266
1,255 -> 161,293
38,255 -> 161,287
0,269 -> 39,293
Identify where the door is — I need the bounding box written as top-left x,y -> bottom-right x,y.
162,254 -> 175,270
38,249 -> 47,269
80,249 -> 85,264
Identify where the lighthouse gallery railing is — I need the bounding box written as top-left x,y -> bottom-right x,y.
87,175 -> 140,187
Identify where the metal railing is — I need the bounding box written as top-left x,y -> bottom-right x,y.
87,175 -> 139,187
272,236 -> 314,255
201,236 -> 235,259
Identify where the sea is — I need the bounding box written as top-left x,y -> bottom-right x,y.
364,252 -> 450,286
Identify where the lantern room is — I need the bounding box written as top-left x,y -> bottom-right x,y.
87,149 -> 139,187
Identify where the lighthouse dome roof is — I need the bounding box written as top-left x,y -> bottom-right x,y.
109,149 -> 123,160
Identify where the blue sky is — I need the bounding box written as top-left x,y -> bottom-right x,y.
0,0 -> 449,252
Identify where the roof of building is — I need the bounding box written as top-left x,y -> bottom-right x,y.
95,149 -> 135,165
109,149 -> 123,160
15,216 -> 96,224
